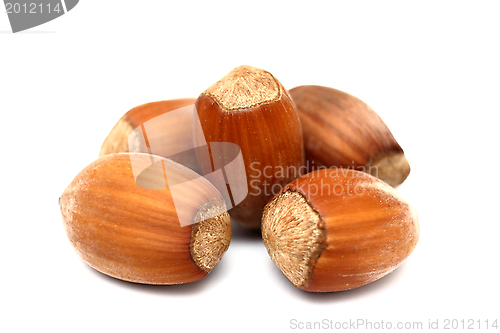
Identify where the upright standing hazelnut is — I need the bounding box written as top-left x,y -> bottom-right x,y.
195,65 -> 305,228
59,153 -> 231,285
261,168 -> 419,292
290,85 -> 410,186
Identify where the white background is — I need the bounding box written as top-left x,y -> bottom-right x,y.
1,1 -> 499,332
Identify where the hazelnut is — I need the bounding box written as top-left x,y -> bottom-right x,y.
59,153 -> 231,284
261,168 -> 419,292
290,85 -> 410,186
99,98 -> 203,173
195,65 -> 305,228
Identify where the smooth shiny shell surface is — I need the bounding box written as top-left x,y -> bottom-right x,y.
60,153 -> 229,284
195,85 -> 304,228
290,86 -> 410,186
263,169 -> 419,292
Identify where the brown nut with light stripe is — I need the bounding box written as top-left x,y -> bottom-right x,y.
59,153 -> 231,285
261,168 -> 419,292
290,85 -> 410,186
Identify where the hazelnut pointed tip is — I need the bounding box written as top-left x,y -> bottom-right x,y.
366,152 -> 411,187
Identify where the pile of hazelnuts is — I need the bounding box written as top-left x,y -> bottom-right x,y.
59,65 -> 419,292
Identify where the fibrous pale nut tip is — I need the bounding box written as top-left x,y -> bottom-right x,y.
202,65 -> 282,112
366,151 -> 410,187
190,200 -> 232,273
261,190 -> 326,289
